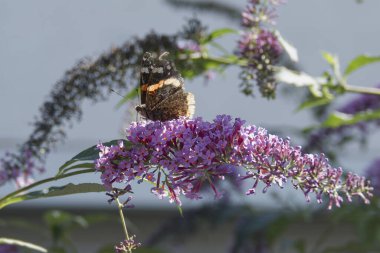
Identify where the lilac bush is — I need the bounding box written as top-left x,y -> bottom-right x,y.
95,115 -> 372,209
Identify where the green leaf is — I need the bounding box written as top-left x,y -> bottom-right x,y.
0,237 -> 47,252
322,51 -> 343,83
0,183 -> 106,209
209,41 -> 229,55
58,163 -> 94,176
275,31 -> 298,62
297,97 -> 333,111
58,139 -> 130,174
322,109 -> 380,128
115,87 -> 139,109
181,57 -> 229,79
322,51 -> 338,67
344,55 -> 380,76
201,28 -> 237,44
297,85 -> 334,111
275,67 -> 324,97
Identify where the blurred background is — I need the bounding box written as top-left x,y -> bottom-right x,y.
1,0 -> 380,252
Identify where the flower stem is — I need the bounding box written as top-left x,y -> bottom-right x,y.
344,84 -> 380,96
190,53 -> 248,66
115,196 -> 132,253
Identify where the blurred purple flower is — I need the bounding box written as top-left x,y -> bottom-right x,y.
177,39 -> 201,52
338,83 -> 380,122
0,149 -> 44,188
238,29 -> 282,98
365,158 -> 380,196
95,115 -> 372,209
242,0 -> 285,28
0,244 -> 19,253
204,70 -> 216,83
237,0 -> 285,98
305,83 -> 380,153
238,30 -> 282,61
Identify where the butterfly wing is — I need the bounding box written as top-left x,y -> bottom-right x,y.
144,78 -> 195,121
140,52 -> 154,104
137,52 -> 195,121
139,52 -> 181,104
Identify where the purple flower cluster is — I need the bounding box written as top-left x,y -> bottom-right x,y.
237,0 -> 284,98
339,88 -> 380,115
238,30 -> 282,66
95,115 -> 372,209
241,0 -> 285,27
365,158 -> 380,196
0,149 -> 44,188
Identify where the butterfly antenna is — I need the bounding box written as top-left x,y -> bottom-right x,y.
109,88 -> 125,98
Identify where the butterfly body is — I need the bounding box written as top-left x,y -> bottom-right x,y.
136,52 -> 195,121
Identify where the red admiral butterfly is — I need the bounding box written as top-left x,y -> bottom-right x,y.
135,52 -> 195,121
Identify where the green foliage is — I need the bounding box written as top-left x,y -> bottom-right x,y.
0,183 -> 105,209
200,28 -> 237,45
322,51 -> 345,85
321,109 -> 380,128
297,97 -> 333,111
0,141 -> 129,209
275,67 -> 326,97
57,139 -> 130,176
344,55 -> 380,76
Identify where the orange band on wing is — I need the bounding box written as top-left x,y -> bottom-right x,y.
141,84 -> 148,91
147,80 -> 164,94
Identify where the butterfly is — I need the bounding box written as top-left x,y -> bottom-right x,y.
135,52 -> 195,121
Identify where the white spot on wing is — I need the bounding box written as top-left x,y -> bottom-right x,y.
163,78 -> 182,87
141,67 -> 149,73
152,67 -> 164,73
